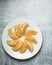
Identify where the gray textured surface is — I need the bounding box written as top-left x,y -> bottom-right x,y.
0,0 -> 52,65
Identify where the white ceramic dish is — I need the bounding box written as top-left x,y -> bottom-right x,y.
2,18 -> 42,60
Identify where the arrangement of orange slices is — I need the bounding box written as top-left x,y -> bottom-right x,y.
6,22 -> 38,53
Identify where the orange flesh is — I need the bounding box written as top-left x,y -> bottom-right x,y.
8,29 -> 18,39
25,36 -> 37,44
25,40 -> 33,52
6,39 -> 19,46
25,29 -> 37,36
19,41 -> 27,53
12,40 -> 23,51
14,25 -> 22,37
22,23 -> 29,35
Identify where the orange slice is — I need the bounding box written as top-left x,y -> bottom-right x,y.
25,40 -> 33,52
15,24 -> 22,37
6,39 -> 19,46
12,40 -> 23,51
25,36 -> 37,44
22,22 -> 29,35
19,41 -> 27,53
8,29 -> 18,39
25,30 -> 37,36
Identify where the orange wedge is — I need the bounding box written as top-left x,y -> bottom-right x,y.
25,30 -> 37,36
12,40 -> 23,51
19,41 -> 27,53
15,24 -> 22,37
6,39 -> 19,46
25,36 -> 37,44
8,29 -> 18,39
25,40 -> 33,52
22,22 -> 29,35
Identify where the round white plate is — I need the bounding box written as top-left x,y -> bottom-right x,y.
2,18 -> 42,60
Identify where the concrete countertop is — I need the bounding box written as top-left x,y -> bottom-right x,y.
0,0 -> 52,65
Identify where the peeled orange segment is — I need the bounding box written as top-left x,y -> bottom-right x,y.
6,39 -> 19,46
19,41 -> 27,53
16,24 -> 23,35
22,23 -> 29,35
12,40 -> 23,51
25,30 -> 37,36
8,29 -> 18,39
25,41 -> 33,52
25,36 -> 37,44
15,24 -> 22,37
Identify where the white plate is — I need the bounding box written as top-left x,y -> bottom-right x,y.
2,18 -> 42,60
